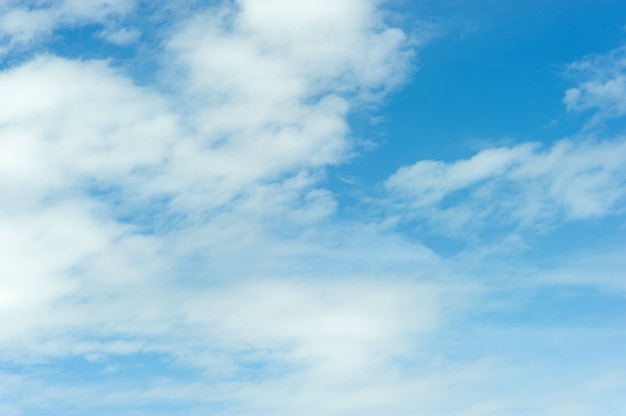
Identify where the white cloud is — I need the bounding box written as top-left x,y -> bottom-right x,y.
386,144 -> 537,207
0,0 -> 135,56
96,26 -> 141,45
155,0 -> 414,214
0,2 -> 448,411
384,44 -> 626,237
170,0 -> 413,101
564,45 -> 626,120
0,56 -> 177,193
1,1 -> 624,415
385,138 -> 626,232
0,54 -> 180,353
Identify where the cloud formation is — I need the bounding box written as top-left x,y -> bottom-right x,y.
385,138 -> 626,231
1,1 -> 625,415
0,0 -> 135,55
564,46 -> 626,120
0,2 -> 450,414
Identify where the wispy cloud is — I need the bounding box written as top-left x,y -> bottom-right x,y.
96,26 -> 141,45
0,0 -> 135,57
564,45 -> 626,122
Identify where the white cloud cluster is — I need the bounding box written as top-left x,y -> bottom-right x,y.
1,1 -> 626,415
564,46 -> 626,120
0,1 -> 449,413
171,0 -> 412,102
0,55 -> 177,352
385,138 -> 626,232
0,0 -> 135,55
0,57 -> 177,196
158,0 -> 413,213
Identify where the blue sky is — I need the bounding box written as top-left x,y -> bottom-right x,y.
1,1 -> 626,415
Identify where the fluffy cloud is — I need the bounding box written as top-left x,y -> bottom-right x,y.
385,138 -> 626,232
0,2 -> 443,413
158,0 -> 413,213
1,1 -> 626,415
0,56 -> 178,196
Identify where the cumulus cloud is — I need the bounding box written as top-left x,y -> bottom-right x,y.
1,1 -> 625,415
0,1 -> 449,413
156,0 -> 414,213
385,138 -> 626,232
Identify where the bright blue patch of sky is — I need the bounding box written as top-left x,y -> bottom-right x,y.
328,0 -> 626,259
340,0 -> 626,179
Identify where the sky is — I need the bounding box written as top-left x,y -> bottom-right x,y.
1,0 -> 626,415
